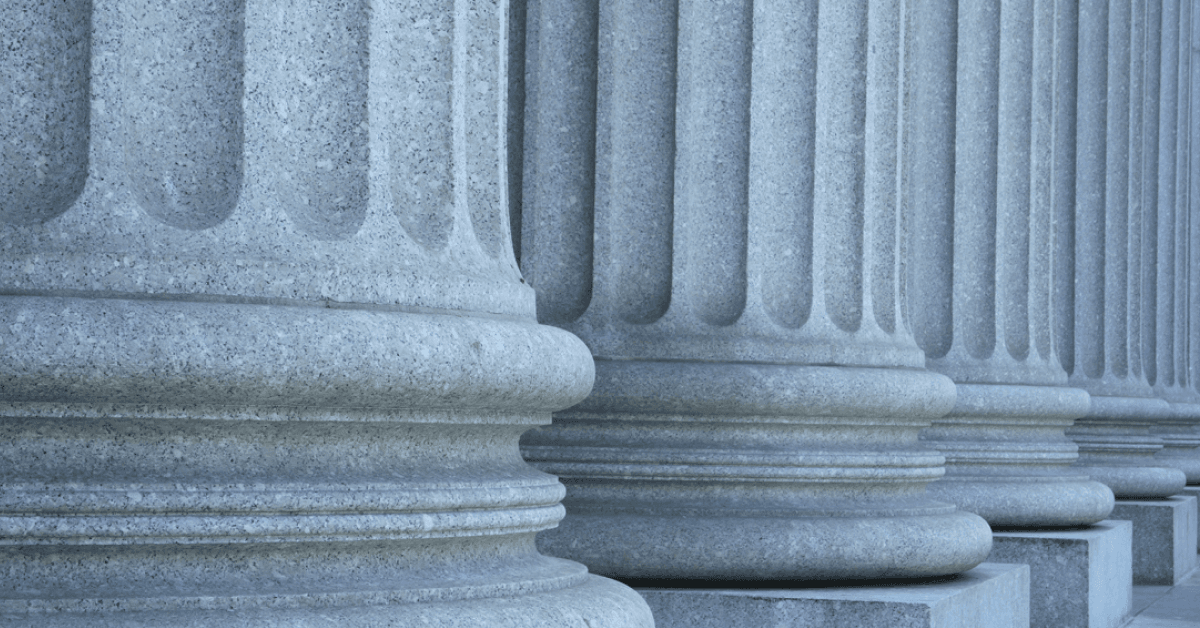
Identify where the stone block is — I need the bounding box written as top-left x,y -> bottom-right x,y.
635,563 -> 1029,628
990,520 -> 1131,628
1111,497 -> 1199,584
1181,487 -> 1200,552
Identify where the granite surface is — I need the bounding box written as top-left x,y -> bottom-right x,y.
636,563 -> 1030,628
0,1 -> 653,625
901,0 -> 1115,529
519,0 -> 992,581
1064,0 -> 1190,503
991,520 -> 1132,628
1112,497 -> 1199,585
1182,487 -> 1200,551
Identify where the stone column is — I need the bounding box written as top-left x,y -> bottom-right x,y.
0,2 -> 652,626
518,0 -> 993,581
906,0 -> 1114,528
1152,0 -> 1200,482
1189,0 -> 1200,484
1065,0 -> 1187,499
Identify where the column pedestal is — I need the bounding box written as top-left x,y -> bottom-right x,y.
633,563 -> 1030,628
990,521 -> 1132,628
1181,487 -> 1200,551
1112,497 -> 1199,584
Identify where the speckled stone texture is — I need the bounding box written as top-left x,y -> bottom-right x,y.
990,520 -> 1132,628
1111,497 -> 1199,585
1146,0 -> 1200,488
516,0 -> 992,581
0,1 -> 653,626
635,563 -> 1030,628
1182,487 -> 1200,551
1065,0 -> 1188,501
905,0 -> 1113,529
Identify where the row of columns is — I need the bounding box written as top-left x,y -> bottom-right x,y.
2,0 -> 1200,625
518,0 -> 996,580
1066,0 -> 1198,499
516,0 -> 1200,585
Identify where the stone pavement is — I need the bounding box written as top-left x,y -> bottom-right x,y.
1129,568 -> 1200,627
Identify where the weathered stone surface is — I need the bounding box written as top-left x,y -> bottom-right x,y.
0,1 -> 653,625
636,563 -> 1031,628
991,520 -> 1132,628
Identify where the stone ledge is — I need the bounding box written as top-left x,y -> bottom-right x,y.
991,520 -> 1131,628
1112,497 -> 1199,585
634,563 -> 1029,628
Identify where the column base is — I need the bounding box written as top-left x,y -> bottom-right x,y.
632,563 -> 1028,628
1072,464 -> 1186,499
1112,497 -> 1199,584
990,521 -> 1131,628
537,508 -> 993,580
926,475 -> 1115,527
1181,487 -> 1200,553
0,574 -> 654,628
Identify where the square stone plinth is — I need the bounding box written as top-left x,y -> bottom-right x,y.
1181,487 -> 1200,553
990,520 -> 1131,628
1111,497 -> 1199,585
634,563 -> 1029,628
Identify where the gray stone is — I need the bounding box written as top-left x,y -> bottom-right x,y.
0,1 -> 653,625
518,0 -> 992,581
0,1 -> 90,225
1112,497 -> 1199,585
1147,0 -> 1200,491
1153,417 -> 1200,484
1180,487 -> 1200,552
990,520 -> 1132,628
905,0 -> 1113,529
1065,0 -> 1188,501
636,563 -> 1030,628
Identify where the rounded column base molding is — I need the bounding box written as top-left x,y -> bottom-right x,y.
1153,407 -> 1200,484
536,509 -> 993,581
920,383 -> 1109,526
0,294 -> 653,627
1153,449 -> 1200,484
525,358 -> 993,580
926,475 -> 1115,528
1067,394 -> 1186,498
0,295 -> 593,413
0,573 -> 651,628
1072,464 -> 1187,498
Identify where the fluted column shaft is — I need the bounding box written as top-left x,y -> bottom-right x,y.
1150,0 -> 1200,483
1065,0 -> 1187,499
0,2 -> 651,626
907,0 -> 1113,528
518,0 -> 992,581
1189,0 -> 1200,483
